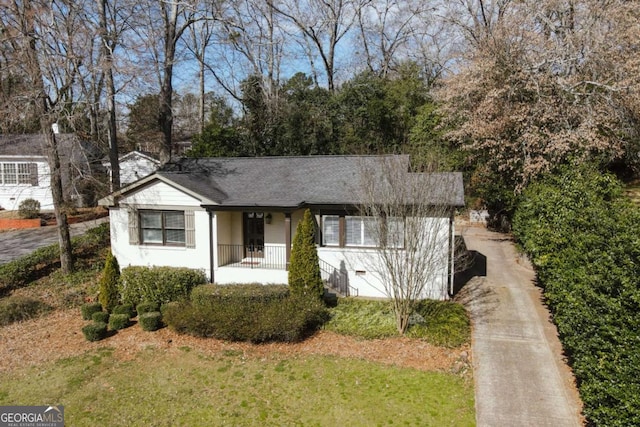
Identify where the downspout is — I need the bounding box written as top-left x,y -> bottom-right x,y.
209,210 -> 214,283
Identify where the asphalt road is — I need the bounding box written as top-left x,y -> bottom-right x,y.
0,217 -> 109,265
459,226 -> 584,426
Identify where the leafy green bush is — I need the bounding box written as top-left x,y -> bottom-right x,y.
91,311 -> 110,323
82,322 -> 108,342
190,284 -> 289,305
81,302 -> 103,320
512,165 -> 640,426
108,313 -> 130,330
18,198 -> 40,219
139,312 -> 162,331
112,304 -> 135,319
288,209 -> 324,300
99,251 -> 120,312
136,301 -> 159,315
164,292 -> 328,343
0,296 -> 51,326
119,266 -> 206,306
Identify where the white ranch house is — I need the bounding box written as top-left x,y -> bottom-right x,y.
99,155 -> 464,299
0,133 -> 99,210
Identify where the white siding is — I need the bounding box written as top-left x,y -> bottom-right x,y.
123,181 -> 202,207
0,160 -> 53,210
118,157 -> 159,186
110,207 -> 212,278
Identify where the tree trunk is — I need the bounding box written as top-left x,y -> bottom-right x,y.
45,127 -> 74,273
21,1 -> 74,272
98,0 -> 120,191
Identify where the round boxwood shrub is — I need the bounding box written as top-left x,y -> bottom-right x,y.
81,302 -> 103,320
108,313 -> 130,331
136,301 -> 159,316
82,322 -> 108,342
139,311 -> 162,331
18,198 -> 40,219
91,311 -> 110,323
112,303 -> 135,319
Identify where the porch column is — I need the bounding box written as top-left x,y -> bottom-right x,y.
285,213 -> 291,271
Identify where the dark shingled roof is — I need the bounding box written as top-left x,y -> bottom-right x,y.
150,155 -> 464,209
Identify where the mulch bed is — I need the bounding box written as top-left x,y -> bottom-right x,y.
0,309 -> 471,374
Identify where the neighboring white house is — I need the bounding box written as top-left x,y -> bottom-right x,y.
102,150 -> 160,187
99,155 -> 465,299
0,133 -> 99,210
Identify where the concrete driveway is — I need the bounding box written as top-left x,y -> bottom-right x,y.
458,226 -> 584,426
0,217 -> 108,265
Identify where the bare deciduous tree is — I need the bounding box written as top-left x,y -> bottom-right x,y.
437,0 -> 640,194
356,156 -> 464,334
0,0 -> 80,272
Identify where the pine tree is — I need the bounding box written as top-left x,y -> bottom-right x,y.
288,209 -> 324,300
99,251 -> 121,312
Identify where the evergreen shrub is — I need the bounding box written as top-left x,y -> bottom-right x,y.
91,311 -> 110,323
112,304 -> 135,319
164,289 -> 328,343
136,301 -> 159,315
288,209 -> 324,300
99,251 -> 120,312
512,165 -> 640,426
18,199 -> 40,219
108,313 -> 130,330
119,266 -> 206,306
82,322 -> 108,342
81,302 -> 103,320
139,312 -> 162,331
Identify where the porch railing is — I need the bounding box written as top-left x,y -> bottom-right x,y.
319,259 -> 357,297
217,244 -> 287,270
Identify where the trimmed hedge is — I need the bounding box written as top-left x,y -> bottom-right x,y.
164,292 -> 328,343
119,266 -> 206,306
136,301 -> 160,315
139,312 -> 162,331
190,284 -> 289,305
91,311 -> 110,323
0,296 -> 51,326
112,304 -> 135,319
512,165 -> 640,426
108,313 -> 130,330
82,322 -> 108,342
81,302 -> 103,321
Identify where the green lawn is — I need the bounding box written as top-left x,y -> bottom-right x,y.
0,345 -> 475,426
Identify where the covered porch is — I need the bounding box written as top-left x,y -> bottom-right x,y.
211,210 -> 353,296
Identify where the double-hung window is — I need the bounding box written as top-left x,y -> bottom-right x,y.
0,162 -> 38,185
346,216 -> 377,247
322,215 -> 340,246
140,211 -> 186,246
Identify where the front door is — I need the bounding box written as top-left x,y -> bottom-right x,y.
243,212 -> 264,258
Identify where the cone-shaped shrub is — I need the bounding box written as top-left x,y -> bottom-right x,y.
99,251 -> 120,312
288,209 -> 324,301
